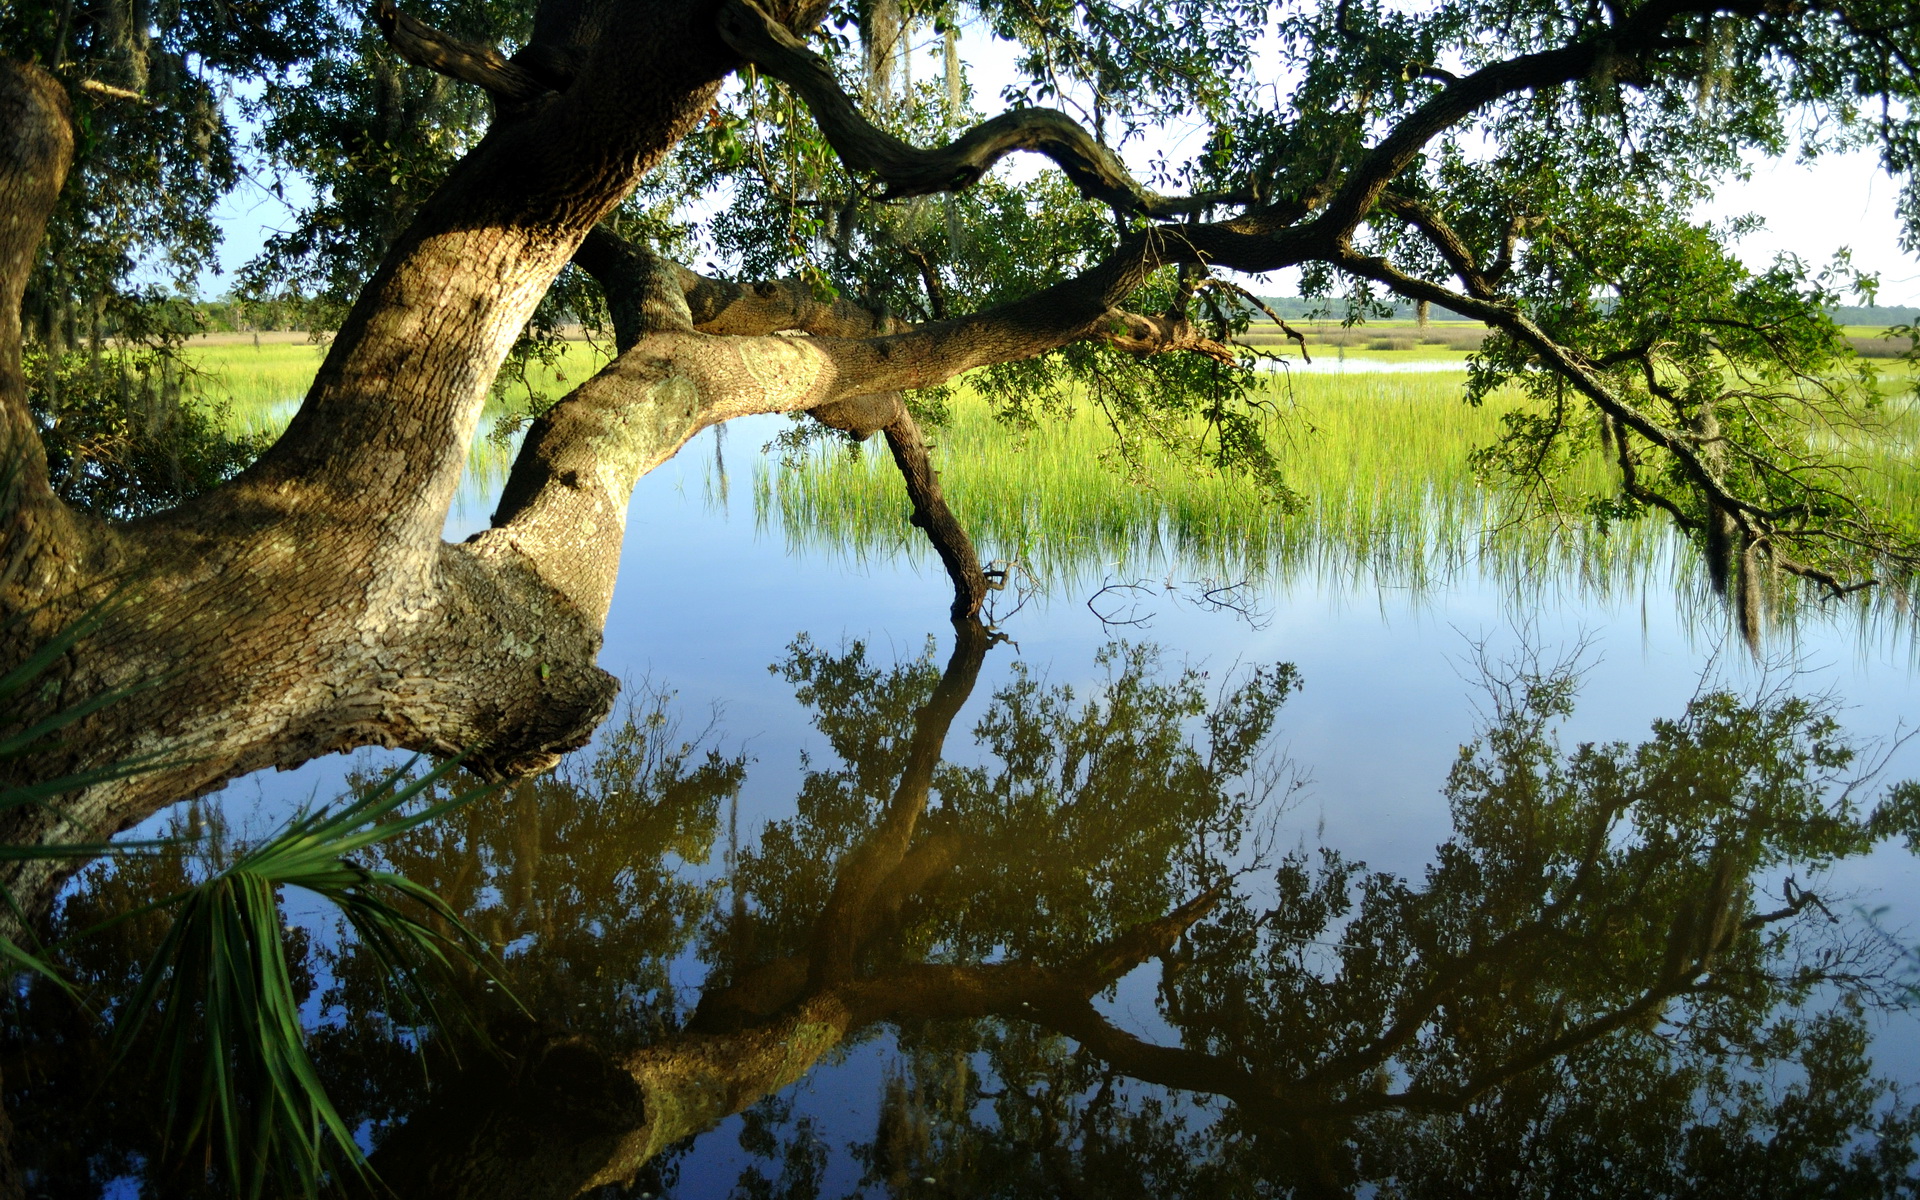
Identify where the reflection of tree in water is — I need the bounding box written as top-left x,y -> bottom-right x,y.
10,626 -> 1920,1196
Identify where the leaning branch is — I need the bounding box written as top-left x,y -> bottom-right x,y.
1328,248 -> 1917,596
568,227 -> 994,615
881,411 -> 995,618
370,0 -> 552,105
713,0 -> 1246,218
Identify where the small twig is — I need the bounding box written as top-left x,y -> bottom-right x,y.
1199,279 -> 1311,363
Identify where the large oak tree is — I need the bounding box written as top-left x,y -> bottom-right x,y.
1,0 -> 1919,921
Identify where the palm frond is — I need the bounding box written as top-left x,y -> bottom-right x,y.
105,756 -> 512,1198
1,599 -> 512,1196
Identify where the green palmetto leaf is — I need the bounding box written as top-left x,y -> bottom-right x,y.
0,593 -> 186,1009
0,586 -> 513,1194
105,756 -> 514,1199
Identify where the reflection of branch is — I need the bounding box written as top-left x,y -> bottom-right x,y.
1088,579 -> 1156,629
1087,577 -> 1272,631
375,883 -> 1222,1200
805,618 -> 992,990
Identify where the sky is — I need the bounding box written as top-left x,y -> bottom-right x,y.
1705,148 -> 1920,307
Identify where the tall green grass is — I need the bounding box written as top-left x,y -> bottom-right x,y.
755,370 -> 1920,646
174,338 -> 1919,641
180,338 -> 615,436
180,341 -> 330,435
758,372 -> 1672,598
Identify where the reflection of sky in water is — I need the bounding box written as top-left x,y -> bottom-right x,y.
150,412 -> 1920,1195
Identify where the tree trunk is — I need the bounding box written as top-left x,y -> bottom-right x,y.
0,0 -> 746,917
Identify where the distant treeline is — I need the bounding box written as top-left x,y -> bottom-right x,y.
1252,297 -> 1479,322
1254,297 -> 1920,328
1829,305 -> 1920,327
195,296 -> 327,333
182,295 -> 1920,336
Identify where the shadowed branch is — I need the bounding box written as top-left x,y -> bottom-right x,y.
370,0 -> 559,105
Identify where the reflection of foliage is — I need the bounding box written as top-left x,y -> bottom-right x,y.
4,689 -> 736,1196
313,684 -> 740,1133
13,638 -> 1920,1194
720,637 -> 1295,980
838,656 -> 1920,1197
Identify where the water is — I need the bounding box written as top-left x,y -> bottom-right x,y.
14,413 -> 1920,1195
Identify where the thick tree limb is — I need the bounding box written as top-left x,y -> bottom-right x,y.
681,272 -> 905,337
569,229 -> 993,615
1376,192 -> 1497,299
370,0 -> 554,105
713,0 -> 1246,218
572,227 -> 697,348
0,62 -> 98,612
0,3 -> 742,914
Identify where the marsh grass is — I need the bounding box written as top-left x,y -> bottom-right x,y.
179,340 -> 330,435
759,371 -> 1666,599
757,369 -> 1920,642
180,338 -> 614,436
175,338 -> 1918,639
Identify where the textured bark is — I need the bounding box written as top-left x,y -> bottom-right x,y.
0,0 -> 744,915
0,63 -> 106,614
371,0 -> 556,105
571,227 -> 992,615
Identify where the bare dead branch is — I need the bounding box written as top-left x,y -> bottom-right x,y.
75,78 -> 144,102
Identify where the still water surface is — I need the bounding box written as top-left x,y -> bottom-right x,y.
23,401 -> 1920,1194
